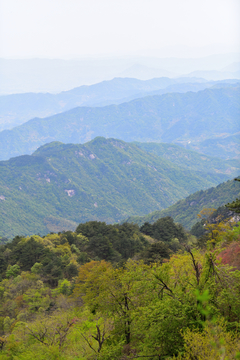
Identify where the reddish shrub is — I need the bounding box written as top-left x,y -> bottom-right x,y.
218,242 -> 240,270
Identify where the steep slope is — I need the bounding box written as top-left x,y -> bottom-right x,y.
123,178 -> 240,229
0,137 -> 232,238
0,85 -> 239,160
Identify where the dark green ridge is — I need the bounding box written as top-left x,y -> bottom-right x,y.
0,137 -> 235,239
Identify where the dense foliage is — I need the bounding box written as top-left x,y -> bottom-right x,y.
0,218 -> 188,281
0,215 -> 239,359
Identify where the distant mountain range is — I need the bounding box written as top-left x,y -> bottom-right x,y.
1,77 -> 239,132
0,84 -> 239,161
221,62 -> 240,72
0,76 -> 217,131
123,178 -> 240,230
185,70 -> 240,81
0,137 -> 237,239
184,62 -> 240,81
1,53 -> 239,94
118,64 -> 177,79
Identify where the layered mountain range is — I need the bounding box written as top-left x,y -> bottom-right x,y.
0,84 -> 239,161
0,76 -> 217,131
0,69 -> 239,240
1,54 -> 239,94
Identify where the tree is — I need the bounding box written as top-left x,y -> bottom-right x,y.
140,217 -> 187,244
25,315 -> 76,349
77,312 -> 114,356
176,320 -> 240,359
73,260 -> 152,346
6,264 -> 20,278
196,208 -> 235,248
11,237 -> 44,271
142,241 -> 170,264
226,178 -> 240,214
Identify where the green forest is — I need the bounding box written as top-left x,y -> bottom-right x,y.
1,137 -> 239,239
0,195 -> 240,359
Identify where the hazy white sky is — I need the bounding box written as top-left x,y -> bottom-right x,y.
0,0 -> 239,59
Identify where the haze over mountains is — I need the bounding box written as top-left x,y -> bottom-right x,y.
1,53 -> 239,94
0,84 -> 239,161
2,77 -> 239,131
0,76 -> 219,131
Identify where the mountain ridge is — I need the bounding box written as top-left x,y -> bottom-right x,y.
2,76 -> 231,131
0,137 -> 235,238
0,85 -> 239,160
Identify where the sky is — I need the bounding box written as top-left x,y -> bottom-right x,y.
0,0 -> 240,59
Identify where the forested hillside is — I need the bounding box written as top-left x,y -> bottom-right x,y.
124,178 -> 240,229
0,85 -> 239,160
134,141 -> 240,172
1,137 -> 234,239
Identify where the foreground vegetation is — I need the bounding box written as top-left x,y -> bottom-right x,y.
0,210 -> 240,359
